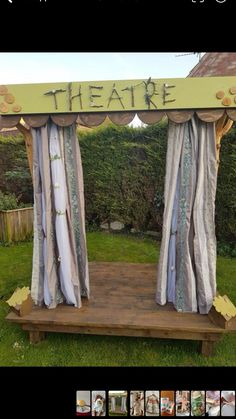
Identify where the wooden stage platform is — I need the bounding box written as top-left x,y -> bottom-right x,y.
6,262 -> 235,356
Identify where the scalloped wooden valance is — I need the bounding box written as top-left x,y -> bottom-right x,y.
1,109 -> 236,129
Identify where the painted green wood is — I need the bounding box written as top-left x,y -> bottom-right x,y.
1,76 -> 236,115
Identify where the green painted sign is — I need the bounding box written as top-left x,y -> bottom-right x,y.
1,76 -> 236,115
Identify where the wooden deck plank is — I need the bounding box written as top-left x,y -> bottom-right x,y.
20,324 -> 221,342
6,301 -> 224,330
7,261 -> 234,356
6,262 -> 225,337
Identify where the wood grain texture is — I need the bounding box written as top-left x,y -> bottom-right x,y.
166,111 -> 193,123
0,115 -> 20,128
138,111 -> 166,124
196,109 -> 225,122
29,331 -> 45,344
107,112 -> 136,126
5,262 -> 229,353
0,207 -> 33,242
23,115 -> 49,128
16,122 -> 33,178
201,340 -> 215,357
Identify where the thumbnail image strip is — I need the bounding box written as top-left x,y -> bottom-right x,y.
205,391 -> 220,416
108,391 -> 128,416
160,391 -> 175,416
76,391 -> 91,416
175,391 -> 190,416
130,391 -> 145,416
92,391 -> 106,416
145,391 -> 159,416
190,391 -> 205,416
221,390 -> 235,416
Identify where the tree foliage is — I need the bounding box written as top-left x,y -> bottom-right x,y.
216,125 -> 236,247
0,135 -> 33,204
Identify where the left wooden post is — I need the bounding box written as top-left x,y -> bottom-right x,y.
201,340 -> 215,357
16,122 -> 33,179
29,331 -> 45,344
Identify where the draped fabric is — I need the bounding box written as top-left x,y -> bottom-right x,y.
167,172 -> 180,303
111,397 -> 116,412
121,397 -> 127,412
31,121 -> 89,308
156,115 -> 217,314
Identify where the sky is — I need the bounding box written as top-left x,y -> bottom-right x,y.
0,53 -> 204,84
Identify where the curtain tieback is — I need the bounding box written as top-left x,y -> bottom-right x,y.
50,154 -> 61,161
56,210 -> 66,215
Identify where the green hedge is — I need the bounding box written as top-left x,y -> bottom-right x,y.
0,191 -> 32,211
216,126 -> 236,253
1,123 -> 235,248
79,122 -> 236,247
79,122 -> 167,232
0,135 -> 33,204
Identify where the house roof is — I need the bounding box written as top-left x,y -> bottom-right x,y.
188,53 -> 236,77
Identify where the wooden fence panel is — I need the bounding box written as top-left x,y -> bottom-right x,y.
0,207 -> 33,242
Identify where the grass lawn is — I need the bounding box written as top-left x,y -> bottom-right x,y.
0,232 -> 235,366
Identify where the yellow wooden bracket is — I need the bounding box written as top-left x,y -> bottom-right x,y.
213,295 -> 236,318
6,286 -> 30,307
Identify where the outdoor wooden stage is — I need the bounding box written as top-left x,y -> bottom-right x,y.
6,262 -> 234,356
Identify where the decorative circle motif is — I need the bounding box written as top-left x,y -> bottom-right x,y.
216,91 -> 224,100
0,102 -> 9,113
216,86 -> 236,107
229,86 -> 236,95
222,97 -> 232,106
12,104 -> 22,113
0,85 -> 8,95
5,93 -> 15,104
0,85 -> 22,114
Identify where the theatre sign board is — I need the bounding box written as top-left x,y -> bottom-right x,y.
1,76 -> 236,115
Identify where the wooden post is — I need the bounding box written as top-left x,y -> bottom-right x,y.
201,340 -> 215,357
29,331 -> 45,344
215,114 -> 233,167
16,122 -> 33,179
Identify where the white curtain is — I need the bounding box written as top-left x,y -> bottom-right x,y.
31,122 -> 89,308
121,396 -> 127,412
156,115 -> 217,314
111,397 -> 116,412
167,172 -> 180,303
49,124 -> 77,305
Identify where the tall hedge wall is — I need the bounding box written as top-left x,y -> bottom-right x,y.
0,122 -> 235,245
215,126 -> 236,244
0,135 -> 33,204
79,122 -> 236,245
79,123 -> 167,232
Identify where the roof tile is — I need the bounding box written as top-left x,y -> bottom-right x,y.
188,53 -> 236,77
